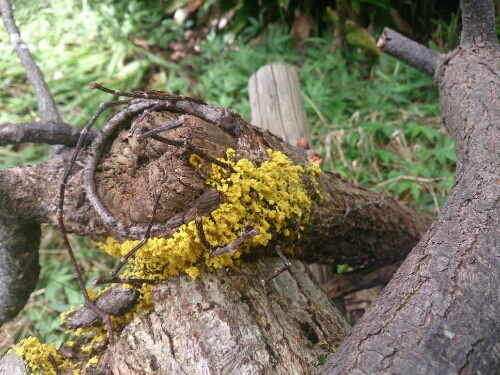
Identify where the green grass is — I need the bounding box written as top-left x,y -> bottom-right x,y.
0,0 -> 455,354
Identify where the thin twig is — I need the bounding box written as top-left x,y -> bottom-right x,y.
135,119 -> 184,141
260,245 -> 292,287
92,277 -> 160,287
0,0 -> 62,122
90,82 -> 206,104
210,223 -> 260,257
136,118 -> 234,173
127,104 -> 173,137
195,216 -> 212,251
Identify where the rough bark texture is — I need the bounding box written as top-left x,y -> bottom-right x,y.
0,218 -> 40,325
319,1 -> 500,373
0,101 -> 430,266
105,259 -> 350,375
0,57 -> 434,375
11,1 -> 499,372
0,78 -> 430,374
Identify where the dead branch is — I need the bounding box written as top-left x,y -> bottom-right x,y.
320,261 -> 403,299
0,121 -> 97,146
0,98 -> 430,268
377,28 -> 443,77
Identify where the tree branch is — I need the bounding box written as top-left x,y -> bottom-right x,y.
377,28 -> 443,77
0,0 -> 62,123
0,101 -> 430,266
0,121 -> 98,146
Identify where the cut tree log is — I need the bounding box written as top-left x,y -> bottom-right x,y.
0,64 -> 429,373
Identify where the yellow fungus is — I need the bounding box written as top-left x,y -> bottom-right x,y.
189,153 -> 203,168
96,148 -> 318,282
86,356 -> 99,367
16,148 -> 322,373
13,337 -> 65,375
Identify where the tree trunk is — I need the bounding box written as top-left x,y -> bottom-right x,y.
319,0 -> 500,373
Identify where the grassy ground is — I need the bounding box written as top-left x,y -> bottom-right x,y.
0,0 -> 455,354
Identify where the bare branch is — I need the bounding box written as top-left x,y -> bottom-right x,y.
0,0 -> 62,122
0,121 -> 98,146
377,28 -> 443,77
461,0 -> 499,48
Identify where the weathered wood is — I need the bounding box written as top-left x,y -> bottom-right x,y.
248,63 -> 311,148
106,259 -> 349,375
0,352 -> 25,375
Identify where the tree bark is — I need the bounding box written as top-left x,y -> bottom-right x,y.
106,259 -> 350,375
7,2 -> 484,373
0,65 -> 430,373
319,1 -> 500,373
0,100 -> 430,267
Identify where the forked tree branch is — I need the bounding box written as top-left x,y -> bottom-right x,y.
0,0 -> 62,123
320,0 -> 500,372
